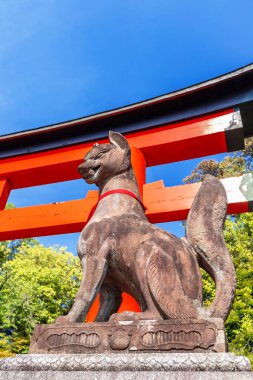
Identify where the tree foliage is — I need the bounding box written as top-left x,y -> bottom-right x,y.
225,214 -> 253,362
184,137 -> 253,364
0,239 -> 81,356
183,137 -> 253,183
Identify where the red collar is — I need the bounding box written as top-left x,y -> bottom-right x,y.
88,189 -> 146,221
99,189 -> 146,210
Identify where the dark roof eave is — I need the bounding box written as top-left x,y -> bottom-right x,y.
0,63 -> 253,159
1,63 -> 253,142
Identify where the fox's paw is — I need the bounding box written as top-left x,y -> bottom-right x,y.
109,311 -> 141,322
109,310 -> 161,322
54,315 -> 74,324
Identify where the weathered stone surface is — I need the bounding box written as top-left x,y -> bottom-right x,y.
29,318 -> 226,354
1,371 -> 253,380
0,352 -> 251,372
54,131 -> 236,329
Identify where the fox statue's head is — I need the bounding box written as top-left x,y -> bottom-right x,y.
78,131 -> 131,186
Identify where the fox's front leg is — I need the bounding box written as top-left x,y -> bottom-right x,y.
55,240 -> 110,324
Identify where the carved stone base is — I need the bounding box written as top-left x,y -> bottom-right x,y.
29,318 -> 226,354
0,353 -> 252,380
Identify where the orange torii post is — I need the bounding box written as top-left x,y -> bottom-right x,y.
0,64 -> 253,321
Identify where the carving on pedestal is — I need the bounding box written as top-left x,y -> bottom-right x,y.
141,330 -> 202,347
29,319 -> 225,354
47,332 -> 99,349
108,329 -> 130,350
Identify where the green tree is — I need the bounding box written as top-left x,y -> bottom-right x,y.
0,240 -> 81,356
184,137 -> 253,364
183,137 -> 253,183
224,214 -> 253,362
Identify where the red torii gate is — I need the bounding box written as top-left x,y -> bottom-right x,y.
0,64 -> 253,321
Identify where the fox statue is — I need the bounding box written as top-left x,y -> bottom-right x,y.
56,131 -> 236,324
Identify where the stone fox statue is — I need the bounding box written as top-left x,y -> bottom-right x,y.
56,131 -> 236,324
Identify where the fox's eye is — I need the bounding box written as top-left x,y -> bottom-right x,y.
96,152 -> 104,159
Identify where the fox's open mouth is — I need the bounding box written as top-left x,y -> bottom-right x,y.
85,163 -> 102,181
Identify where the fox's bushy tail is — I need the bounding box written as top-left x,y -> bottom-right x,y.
185,175 -> 236,321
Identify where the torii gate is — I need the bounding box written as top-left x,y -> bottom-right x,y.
0,64 -> 253,321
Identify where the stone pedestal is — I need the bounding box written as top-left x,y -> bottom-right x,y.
0,353 -> 252,380
2,320 -> 251,379
29,318 -> 227,354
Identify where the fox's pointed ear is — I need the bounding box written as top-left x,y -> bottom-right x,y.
109,131 -> 130,152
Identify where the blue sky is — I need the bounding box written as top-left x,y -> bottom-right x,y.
1,1 -> 253,254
